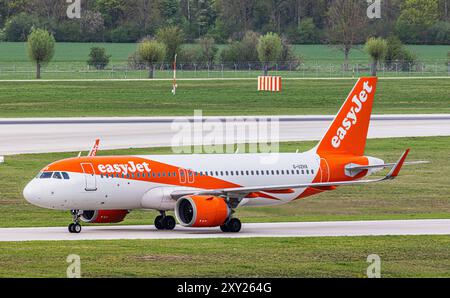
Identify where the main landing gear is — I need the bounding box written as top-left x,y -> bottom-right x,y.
154,211 -> 176,230
68,210 -> 82,233
220,218 -> 242,233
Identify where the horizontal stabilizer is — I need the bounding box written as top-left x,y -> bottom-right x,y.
345,160 -> 429,172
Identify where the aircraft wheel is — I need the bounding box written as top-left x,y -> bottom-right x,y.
73,223 -> 82,233
220,224 -> 230,232
163,216 -> 176,230
228,218 -> 242,233
221,218 -> 241,233
69,223 -> 81,233
154,215 -> 164,230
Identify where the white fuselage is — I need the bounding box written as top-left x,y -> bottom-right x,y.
24,151 -> 324,211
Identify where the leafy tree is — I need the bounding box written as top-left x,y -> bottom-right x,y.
365,37 -> 388,76
27,28 -> 55,79
219,31 -> 260,65
0,0 -> 25,27
95,0 -> 126,28
193,0 -> 216,37
54,21 -> 81,42
384,36 -> 417,71
428,21 -> 450,44
198,36 -> 218,65
298,18 -> 319,44
178,46 -> 202,64
108,23 -> 141,42
87,47 -> 111,70
257,32 -> 282,75
137,38 -> 166,78
0,0 -> 443,45
156,25 -> 185,62
396,0 -> 439,43
4,12 -> 38,41
161,0 -> 181,25
279,37 -> 301,67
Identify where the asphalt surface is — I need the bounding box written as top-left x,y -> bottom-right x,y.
1,219 -> 450,242
1,114 -> 449,155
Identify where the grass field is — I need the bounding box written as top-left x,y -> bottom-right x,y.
1,42 -> 449,63
0,136 -> 448,228
0,78 -> 449,117
1,236 -> 450,277
0,43 -> 448,79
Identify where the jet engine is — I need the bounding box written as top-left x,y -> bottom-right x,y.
80,210 -> 129,223
175,195 -> 231,227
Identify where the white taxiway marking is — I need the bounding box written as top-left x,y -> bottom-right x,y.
1,219 -> 450,242
0,115 -> 449,155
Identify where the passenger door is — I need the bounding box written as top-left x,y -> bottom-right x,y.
80,162 -> 97,191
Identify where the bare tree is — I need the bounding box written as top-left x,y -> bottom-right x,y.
219,0 -> 256,34
28,0 -> 68,21
326,0 -> 367,71
269,0 -> 290,33
126,0 -> 160,33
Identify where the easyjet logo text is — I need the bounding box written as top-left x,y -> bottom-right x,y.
331,81 -> 373,149
97,161 -> 151,175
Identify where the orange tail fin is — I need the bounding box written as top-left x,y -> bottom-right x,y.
316,77 -> 378,156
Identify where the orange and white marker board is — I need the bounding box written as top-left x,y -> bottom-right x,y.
258,76 -> 282,92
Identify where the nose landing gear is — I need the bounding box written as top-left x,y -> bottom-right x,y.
68,210 -> 82,233
154,211 -> 176,230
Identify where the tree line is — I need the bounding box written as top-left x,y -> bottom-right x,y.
1,0 -> 449,45
27,25 -> 421,79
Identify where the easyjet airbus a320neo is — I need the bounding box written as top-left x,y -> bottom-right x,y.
23,77 -> 420,233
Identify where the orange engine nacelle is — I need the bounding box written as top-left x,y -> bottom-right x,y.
80,210 -> 129,223
175,195 -> 230,227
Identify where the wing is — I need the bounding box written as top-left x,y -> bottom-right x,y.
171,149 -> 411,200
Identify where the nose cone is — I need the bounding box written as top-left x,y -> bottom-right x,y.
23,180 -> 40,207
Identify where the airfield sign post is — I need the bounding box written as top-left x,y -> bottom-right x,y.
172,54 -> 177,95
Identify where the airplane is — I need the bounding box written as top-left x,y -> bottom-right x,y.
23,77 -> 424,234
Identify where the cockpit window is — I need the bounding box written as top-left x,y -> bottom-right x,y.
39,172 -> 53,179
53,172 -> 62,179
62,172 -> 70,179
